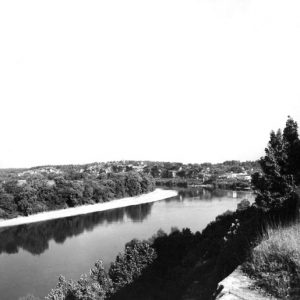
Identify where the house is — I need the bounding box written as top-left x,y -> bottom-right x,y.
132,165 -> 144,172
236,173 -> 252,181
46,180 -> 56,187
17,180 -> 27,187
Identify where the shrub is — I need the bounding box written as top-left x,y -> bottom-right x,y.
45,240 -> 156,300
237,199 -> 250,211
109,240 -> 157,292
46,275 -> 106,300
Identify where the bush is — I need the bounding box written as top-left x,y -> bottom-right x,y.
46,275 -> 106,300
109,240 -> 157,292
45,240 -> 156,300
237,199 -> 250,211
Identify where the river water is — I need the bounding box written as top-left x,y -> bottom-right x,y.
0,188 -> 254,299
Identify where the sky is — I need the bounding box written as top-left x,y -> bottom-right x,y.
0,0 -> 300,168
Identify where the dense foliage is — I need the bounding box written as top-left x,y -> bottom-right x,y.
252,116 -> 300,211
45,240 -> 157,300
0,171 -> 155,219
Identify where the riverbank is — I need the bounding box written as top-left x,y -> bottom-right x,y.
0,188 -> 177,228
155,178 -> 251,190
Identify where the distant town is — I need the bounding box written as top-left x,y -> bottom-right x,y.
1,160 -> 260,191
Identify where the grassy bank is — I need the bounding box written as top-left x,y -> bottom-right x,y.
243,222 -> 300,299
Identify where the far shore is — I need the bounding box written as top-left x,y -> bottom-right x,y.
0,189 -> 178,228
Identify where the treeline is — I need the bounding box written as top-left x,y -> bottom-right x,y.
0,171 -> 155,219
24,116 -> 299,300
155,177 -> 252,190
144,160 -> 260,179
1,160 -> 260,183
147,160 -> 259,190
206,178 -> 251,190
0,158 -> 260,194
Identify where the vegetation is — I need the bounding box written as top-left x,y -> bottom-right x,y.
241,116 -> 300,299
150,160 -> 259,189
30,205 -> 266,300
242,222 -> 300,299
17,116 -> 300,299
0,160 -> 259,194
0,159 -> 259,220
44,240 -> 157,300
0,171 -> 155,219
252,116 -> 300,212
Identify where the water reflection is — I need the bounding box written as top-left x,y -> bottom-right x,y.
168,188 -> 252,201
0,188 -> 253,256
0,203 -> 153,256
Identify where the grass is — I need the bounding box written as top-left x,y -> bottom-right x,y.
242,221 -> 300,299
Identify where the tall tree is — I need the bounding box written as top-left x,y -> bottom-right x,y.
252,117 -> 300,211
283,116 -> 300,183
259,129 -> 286,178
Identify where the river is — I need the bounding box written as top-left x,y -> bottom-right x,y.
0,188 -> 254,299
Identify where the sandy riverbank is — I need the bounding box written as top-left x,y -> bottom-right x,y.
0,189 -> 178,228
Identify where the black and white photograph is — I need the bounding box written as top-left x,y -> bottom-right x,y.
0,0 -> 300,299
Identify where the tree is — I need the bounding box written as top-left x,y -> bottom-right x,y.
125,172 -> 142,196
252,117 -> 300,211
259,129 -> 286,181
46,275 -> 106,300
150,165 -> 160,178
109,240 -> 157,292
0,192 -> 17,215
90,260 -> 113,295
177,170 -> 186,178
45,241 -> 156,300
56,180 -> 84,207
15,185 -> 41,216
140,173 -> 155,193
283,116 -> 300,183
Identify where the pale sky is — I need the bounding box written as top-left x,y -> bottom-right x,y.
0,0 -> 300,168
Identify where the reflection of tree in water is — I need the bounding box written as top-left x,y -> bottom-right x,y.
165,188 -> 214,201
125,204 -> 152,222
166,188 -> 254,202
0,203 -> 153,256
